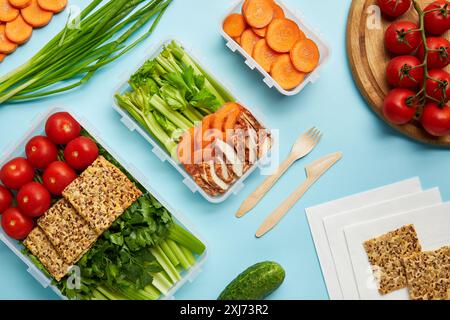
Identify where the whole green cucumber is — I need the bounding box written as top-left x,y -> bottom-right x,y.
218,261 -> 285,300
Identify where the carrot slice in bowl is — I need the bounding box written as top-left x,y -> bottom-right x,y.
21,0 -> 52,28
8,0 -> 31,9
0,0 -> 19,22
37,0 -> 66,13
0,24 -> 17,53
5,14 -> 32,44
241,29 -> 261,55
266,18 -> 304,53
224,107 -> 243,142
253,38 -> 281,73
271,54 -> 305,90
244,0 -> 274,28
290,38 -> 320,73
272,3 -> 285,19
213,102 -> 240,132
223,13 -> 247,38
252,27 -> 266,37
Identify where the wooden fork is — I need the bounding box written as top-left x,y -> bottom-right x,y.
236,128 -> 323,218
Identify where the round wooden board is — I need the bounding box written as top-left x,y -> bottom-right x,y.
347,0 -> 450,147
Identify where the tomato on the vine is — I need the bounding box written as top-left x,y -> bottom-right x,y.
1,207 -> 34,240
17,182 -> 51,218
385,21 -> 421,55
386,55 -> 424,89
45,112 -> 81,145
424,1 -> 450,36
64,137 -> 99,171
426,69 -> 450,103
418,37 -> 450,69
421,103 -> 450,136
0,157 -> 35,190
0,185 -> 12,215
383,88 -> 417,124
377,0 -> 412,18
43,161 -> 77,196
25,136 -> 58,169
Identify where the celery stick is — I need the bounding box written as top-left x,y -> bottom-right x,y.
180,245 -> 196,266
150,245 -> 181,283
167,239 -> 191,270
161,240 -> 179,266
168,224 -> 206,255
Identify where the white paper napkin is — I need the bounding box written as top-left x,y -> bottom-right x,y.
344,202 -> 450,300
305,177 -> 422,300
323,188 -> 442,300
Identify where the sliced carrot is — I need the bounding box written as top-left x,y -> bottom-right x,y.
266,18 -> 304,53
233,36 -> 241,44
252,27 -> 266,37
240,28 -> 261,55
290,38 -> 320,73
242,0 -> 249,15
21,0 -> 52,28
253,38 -> 281,72
0,53 -> 5,61
223,13 -> 247,38
0,0 -> 19,22
213,102 -> 241,132
272,3 -> 285,19
5,14 -> 32,44
224,107 -> 243,141
244,0 -> 274,28
0,24 -> 17,53
37,0 -> 66,13
178,127 -> 195,165
8,0 -> 31,9
271,54 -> 305,90
195,115 -> 214,149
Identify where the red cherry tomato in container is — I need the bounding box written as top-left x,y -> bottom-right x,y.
383,88 -> 417,124
17,182 -> 51,218
64,137 -> 99,171
1,207 -> 34,240
426,69 -> 450,103
0,186 -> 12,215
386,55 -> 424,89
424,1 -> 450,36
45,112 -> 81,145
25,136 -> 58,169
418,37 -> 450,69
421,103 -> 450,136
385,21 -> 421,55
377,0 -> 412,18
0,157 -> 34,190
43,161 -> 77,196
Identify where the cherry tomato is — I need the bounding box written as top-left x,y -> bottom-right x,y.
0,157 -> 35,190
25,136 -> 58,170
386,55 -> 424,89
424,1 -> 450,36
383,88 -> 417,124
377,0 -> 411,18
0,185 -> 12,215
17,182 -> 51,218
45,112 -> 81,145
1,207 -> 34,240
43,161 -> 77,196
417,37 -> 450,69
426,69 -> 450,103
385,21 -> 421,55
421,103 -> 450,136
64,137 -> 99,171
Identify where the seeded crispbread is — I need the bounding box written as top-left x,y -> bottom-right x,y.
62,156 -> 142,234
23,227 -> 71,281
403,246 -> 450,300
363,224 -> 422,295
37,199 -> 98,265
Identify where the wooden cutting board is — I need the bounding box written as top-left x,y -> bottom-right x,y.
347,0 -> 450,147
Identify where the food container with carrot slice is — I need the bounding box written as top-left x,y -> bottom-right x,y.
113,40 -> 274,203
221,0 -> 330,96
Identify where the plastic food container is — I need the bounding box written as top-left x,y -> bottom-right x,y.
113,39 -> 275,204
0,107 -> 208,300
220,0 -> 331,96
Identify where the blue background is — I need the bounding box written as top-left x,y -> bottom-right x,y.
0,0 -> 448,300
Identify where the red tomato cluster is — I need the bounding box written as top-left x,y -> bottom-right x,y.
379,0 -> 450,137
0,112 -> 99,240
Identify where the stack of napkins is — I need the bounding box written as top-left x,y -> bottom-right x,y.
305,178 -> 450,300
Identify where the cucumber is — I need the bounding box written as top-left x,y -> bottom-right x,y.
218,261 -> 285,300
